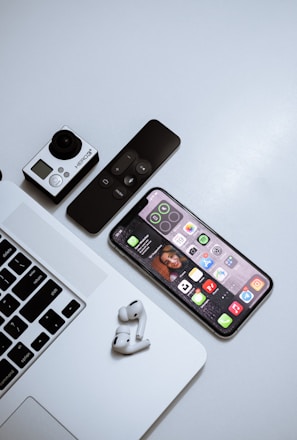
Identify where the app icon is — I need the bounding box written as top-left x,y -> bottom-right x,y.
218,313 -> 233,328
189,267 -> 203,282
228,301 -> 244,316
224,255 -> 238,268
198,234 -> 210,245
183,222 -> 197,235
173,233 -> 186,247
178,279 -> 193,294
191,290 -> 207,306
213,267 -> 228,282
199,257 -> 214,270
127,235 -> 139,247
240,289 -> 254,303
202,279 -> 217,294
250,277 -> 265,291
211,244 -> 223,256
187,245 -> 199,257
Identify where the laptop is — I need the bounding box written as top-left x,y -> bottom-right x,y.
0,181 -> 206,440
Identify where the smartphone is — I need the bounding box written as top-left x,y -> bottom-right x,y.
109,188 -> 273,338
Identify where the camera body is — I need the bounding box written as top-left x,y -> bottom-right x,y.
23,126 -> 99,203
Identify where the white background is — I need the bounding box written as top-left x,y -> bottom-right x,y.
1,1 -> 297,438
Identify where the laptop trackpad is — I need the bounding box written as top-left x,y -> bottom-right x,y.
1,397 -> 77,440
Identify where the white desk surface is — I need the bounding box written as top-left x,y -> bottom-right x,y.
1,2 -> 297,438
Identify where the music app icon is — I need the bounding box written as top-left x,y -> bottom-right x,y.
228,301 -> 244,316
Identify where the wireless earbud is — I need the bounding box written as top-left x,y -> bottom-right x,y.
118,300 -> 147,340
112,326 -> 151,355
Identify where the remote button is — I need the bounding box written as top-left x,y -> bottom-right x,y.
135,160 -> 152,175
113,187 -> 127,200
124,175 -> 137,187
0,359 -> 18,390
98,173 -> 114,188
111,151 -> 137,175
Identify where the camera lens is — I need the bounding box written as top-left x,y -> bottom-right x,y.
49,130 -> 82,160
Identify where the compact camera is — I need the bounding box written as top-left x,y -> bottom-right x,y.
23,126 -> 99,203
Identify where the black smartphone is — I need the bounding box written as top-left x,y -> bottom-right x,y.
109,188 -> 273,338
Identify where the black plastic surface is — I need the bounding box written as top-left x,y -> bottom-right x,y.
66,120 -> 180,233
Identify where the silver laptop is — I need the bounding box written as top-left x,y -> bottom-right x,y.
0,181 -> 206,440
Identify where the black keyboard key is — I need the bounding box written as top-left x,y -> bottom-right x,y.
0,239 -> 16,266
0,268 -> 16,291
12,266 -> 46,300
4,316 -> 28,339
20,279 -> 62,323
8,342 -> 34,368
39,309 -> 65,334
8,252 -> 31,275
0,332 -> 12,355
0,359 -> 18,390
62,300 -> 81,318
31,332 -> 50,351
0,294 -> 20,317
0,315 -> 4,326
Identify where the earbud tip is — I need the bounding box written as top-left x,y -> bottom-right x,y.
118,306 -> 128,321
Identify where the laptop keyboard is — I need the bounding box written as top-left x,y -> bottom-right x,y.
0,229 -> 85,397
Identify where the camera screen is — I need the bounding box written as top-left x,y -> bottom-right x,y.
31,159 -> 53,179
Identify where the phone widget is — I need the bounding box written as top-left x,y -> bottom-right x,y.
147,200 -> 183,235
127,235 -> 140,247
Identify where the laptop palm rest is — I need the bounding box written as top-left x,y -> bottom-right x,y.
1,397 -> 77,440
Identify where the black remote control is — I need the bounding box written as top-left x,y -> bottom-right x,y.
67,120 -> 180,234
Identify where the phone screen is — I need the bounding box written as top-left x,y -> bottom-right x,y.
110,188 -> 273,337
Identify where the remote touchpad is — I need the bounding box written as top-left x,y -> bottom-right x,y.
1,397 -> 77,440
